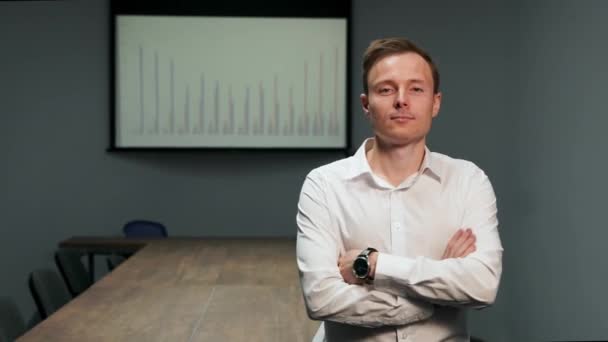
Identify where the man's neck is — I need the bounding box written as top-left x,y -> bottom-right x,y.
366,137 -> 426,187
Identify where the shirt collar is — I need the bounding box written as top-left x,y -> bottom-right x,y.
347,138 -> 442,183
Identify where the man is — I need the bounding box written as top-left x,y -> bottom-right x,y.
296,37 -> 503,341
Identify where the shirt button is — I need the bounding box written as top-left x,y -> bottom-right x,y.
393,222 -> 401,230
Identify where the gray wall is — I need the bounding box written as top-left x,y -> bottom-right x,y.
2,1 -> 607,341
511,1 -> 608,340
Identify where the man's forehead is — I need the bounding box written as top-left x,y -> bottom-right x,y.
369,52 -> 433,81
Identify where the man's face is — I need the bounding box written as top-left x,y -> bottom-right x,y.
361,52 -> 441,146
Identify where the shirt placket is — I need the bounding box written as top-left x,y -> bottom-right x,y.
391,187 -> 416,342
389,189 -> 406,257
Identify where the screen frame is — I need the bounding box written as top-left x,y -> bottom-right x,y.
109,0 -> 352,152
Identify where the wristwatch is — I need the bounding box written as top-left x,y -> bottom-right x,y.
352,247 -> 378,280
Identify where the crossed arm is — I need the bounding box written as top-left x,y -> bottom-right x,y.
296,169 -> 503,327
338,228 -> 477,286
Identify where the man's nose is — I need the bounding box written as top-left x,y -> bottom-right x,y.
394,89 -> 409,108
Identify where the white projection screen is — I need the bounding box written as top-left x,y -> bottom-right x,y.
112,8 -> 349,150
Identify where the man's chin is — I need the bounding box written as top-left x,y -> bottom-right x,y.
374,132 -> 427,148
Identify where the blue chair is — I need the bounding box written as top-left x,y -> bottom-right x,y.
28,269 -> 72,320
122,220 -> 168,238
54,249 -> 92,297
0,297 -> 25,342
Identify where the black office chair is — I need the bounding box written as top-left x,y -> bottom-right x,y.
0,297 -> 26,342
122,220 -> 168,238
106,254 -> 126,271
28,269 -> 72,319
54,249 -> 92,297
25,312 -> 40,331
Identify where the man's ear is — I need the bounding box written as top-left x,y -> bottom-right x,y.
360,93 -> 370,118
432,92 -> 442,118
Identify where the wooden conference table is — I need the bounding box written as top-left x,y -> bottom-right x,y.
17,237 -> 319,341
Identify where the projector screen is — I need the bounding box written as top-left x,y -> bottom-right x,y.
113,15 -> 348,149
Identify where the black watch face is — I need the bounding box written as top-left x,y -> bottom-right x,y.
353,257 -> 369,277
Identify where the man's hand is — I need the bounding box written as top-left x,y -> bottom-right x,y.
338,250 -> 365,285
441,228 -> 476,259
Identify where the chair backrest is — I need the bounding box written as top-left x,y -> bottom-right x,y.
122,220 -> 168,238
54,249 -> 91,297
0,297 -> 25,342
28,269 -> 72,320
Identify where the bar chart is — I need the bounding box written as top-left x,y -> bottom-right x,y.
116,15 -> 347,148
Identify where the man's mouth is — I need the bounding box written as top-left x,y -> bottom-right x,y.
390,114 -> 415,122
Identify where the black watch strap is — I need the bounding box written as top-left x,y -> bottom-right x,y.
360,247 -> 378,258
360,247 -> 378,280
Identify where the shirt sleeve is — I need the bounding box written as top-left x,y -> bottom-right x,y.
296,169 -> 434,328
373,167 -> 503,308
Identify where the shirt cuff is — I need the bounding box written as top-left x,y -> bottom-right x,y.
373,252 -> 416,289
372,253 -> 435,322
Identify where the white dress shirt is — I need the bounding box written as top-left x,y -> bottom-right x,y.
296,138 -> 503,342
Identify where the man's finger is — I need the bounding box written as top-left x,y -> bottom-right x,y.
442,229 -> 463,259
461,244 -> 476,257
451,229 -> 471,256
454,232 -> 476,257
455,237 -> 475,257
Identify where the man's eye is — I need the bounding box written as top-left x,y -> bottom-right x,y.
412,87 -> 424,93
378,88 -> 393,94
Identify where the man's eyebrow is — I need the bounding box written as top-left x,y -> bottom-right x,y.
370,79 -> 395,88
374,78 -> 427,84
371,78 -> 429,87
